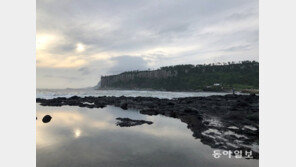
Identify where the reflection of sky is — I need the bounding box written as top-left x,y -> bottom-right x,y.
37,104 -> 258,167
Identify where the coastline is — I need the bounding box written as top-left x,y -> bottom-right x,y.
37,94 -> 259,159
95,87 -> 259,94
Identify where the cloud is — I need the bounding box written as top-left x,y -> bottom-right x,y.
108,56 -> 149,74
37,0 -> 258,88
78,67 -> 91,75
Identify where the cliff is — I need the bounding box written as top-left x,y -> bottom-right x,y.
100,69 -> 177,88
98,61 -> 259,91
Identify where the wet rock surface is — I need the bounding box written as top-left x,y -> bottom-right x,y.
36,94 -> 259,159
116,118 -> 153,127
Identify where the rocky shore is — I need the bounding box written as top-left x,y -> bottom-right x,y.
36,94 -> 259,159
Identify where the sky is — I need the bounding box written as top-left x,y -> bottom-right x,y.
37,0 -> 258,89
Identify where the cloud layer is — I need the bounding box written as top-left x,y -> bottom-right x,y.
37,0 -> 258,88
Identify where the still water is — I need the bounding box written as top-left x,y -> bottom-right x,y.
37,104 -> 258,167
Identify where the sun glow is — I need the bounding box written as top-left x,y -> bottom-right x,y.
76,43 -> 85,52
74,129 -> 82,138
36,34 -> 57,51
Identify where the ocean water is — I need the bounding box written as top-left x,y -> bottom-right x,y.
37,88 -> 235,99
36,89 -> 257,167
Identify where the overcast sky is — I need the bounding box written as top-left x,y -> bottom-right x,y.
37,0 -> 258,89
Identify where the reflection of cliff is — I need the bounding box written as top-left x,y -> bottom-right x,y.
98,61 -> 259,91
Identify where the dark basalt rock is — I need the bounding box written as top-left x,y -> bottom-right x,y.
140,109 -> 158,116
94,101 -> 107,108
42,115 -> 52,123
116,118 -> 153,127
120,102 -> 128,110
36,94 -> 259,159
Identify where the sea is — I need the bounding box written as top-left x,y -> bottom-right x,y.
36,89 -> 258,167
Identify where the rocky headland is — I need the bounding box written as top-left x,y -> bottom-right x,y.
97,61 -> 259,92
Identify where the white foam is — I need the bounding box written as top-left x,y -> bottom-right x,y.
224,130 -> 248,139
36,88 -> 232,99
82,102 -> 94,105
226,142 -> 239,148
243,125 -> 257,131
228,126 -> 239,130
204,118 -> 223,127
202,129 -> 222,135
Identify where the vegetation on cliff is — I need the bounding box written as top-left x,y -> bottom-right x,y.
99,61 -> 259,91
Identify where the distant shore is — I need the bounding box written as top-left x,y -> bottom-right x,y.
96,87 -> 259,94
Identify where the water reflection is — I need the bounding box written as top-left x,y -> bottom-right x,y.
36,104 -> 258,167
74,129 -> 82,138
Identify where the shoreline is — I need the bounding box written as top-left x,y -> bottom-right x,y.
37,87 -> 258,93
96,87 -> 259,94
37,94 -> 259,159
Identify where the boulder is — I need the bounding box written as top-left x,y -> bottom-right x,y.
42,115 -> 52,123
